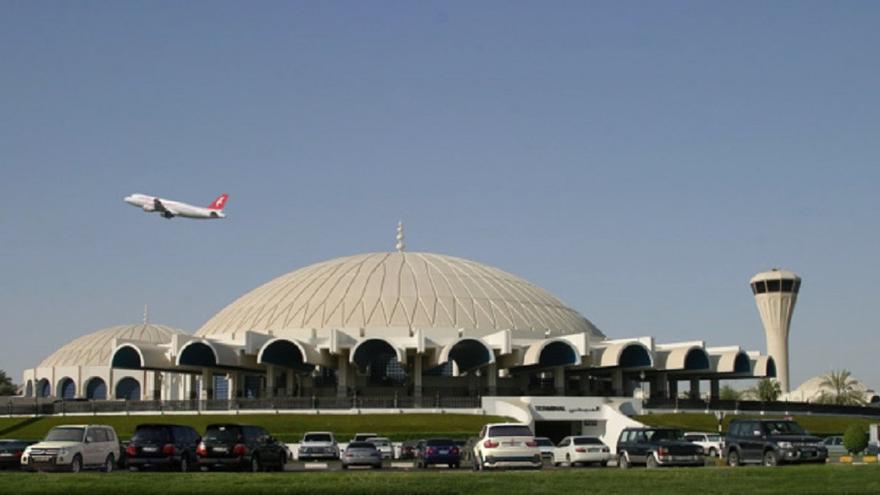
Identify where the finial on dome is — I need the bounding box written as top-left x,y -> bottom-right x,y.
395,221 -> 406,252
143,304 -> 149,325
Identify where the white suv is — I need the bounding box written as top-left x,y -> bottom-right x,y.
683,432 -> 723,457
22,425 -> 120,473
297,431 -> 339,461
472,423 -> 542,470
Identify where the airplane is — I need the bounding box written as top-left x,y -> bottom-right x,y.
124,192 -> 229,219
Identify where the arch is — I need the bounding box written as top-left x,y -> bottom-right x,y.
733,352 -> 751,374
257,338 -> 315,372
350,338 -> 406,367
85,377 -> 107,400
523,339 -> 582,368
111,345 -> 144,369
683,348 -> 710,371
439,338 -> 495,372
618,343 -> 652,368
24,380 -> 33,398
37,378 -> 51,398
57,377 -> 76,400
115,377 -> 141,400
176,341 -> 219,368
712,349 -> 753,374
766,357 -> 776,378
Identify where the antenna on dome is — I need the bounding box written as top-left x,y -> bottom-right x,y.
143,304 -> 149,325
395,221 -> 406,252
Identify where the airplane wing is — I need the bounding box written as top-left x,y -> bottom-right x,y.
153,198 -> 178,218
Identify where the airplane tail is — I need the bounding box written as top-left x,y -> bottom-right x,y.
208,193 -> 229,210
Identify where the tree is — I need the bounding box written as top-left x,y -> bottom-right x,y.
816,370 -> 866,406
843,423 -> 868,454
719,385 -> 742,401
0,370 -> 16,396
751,379 -> 782,402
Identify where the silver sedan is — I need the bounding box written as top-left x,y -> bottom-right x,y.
341,442 -> 383,469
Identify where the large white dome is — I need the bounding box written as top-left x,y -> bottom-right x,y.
39,324 -> 185,368
197,252 -> 604,339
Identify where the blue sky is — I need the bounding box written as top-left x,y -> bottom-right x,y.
2,1 -> 878,390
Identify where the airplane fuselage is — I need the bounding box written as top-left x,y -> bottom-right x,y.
124,193 -> 227,219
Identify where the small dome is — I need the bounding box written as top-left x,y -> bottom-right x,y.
38,324 -> 186,368
197,251 -> 604,339
788,374 -> 877,403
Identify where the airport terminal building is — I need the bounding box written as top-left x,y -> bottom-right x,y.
20,231 -> 777,406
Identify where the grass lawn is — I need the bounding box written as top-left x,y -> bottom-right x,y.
1,465 -> 878,495
637,412 -> 878,436
0,414 -> 508,442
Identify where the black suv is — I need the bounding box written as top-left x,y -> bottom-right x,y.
616,427 -> 705,468
196,424 -> 286,472
725,419 -> 827,467
126,424 -> 200,472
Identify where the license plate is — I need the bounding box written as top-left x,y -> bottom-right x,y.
0,453 -> 13,457
503,442 -> 520,447
439,450 -> 449,455
673,456 -> 693,461
32,455 -> 52,462
588,448 -> 599,453
212,447 -> 228,453
143,447 -> 158,453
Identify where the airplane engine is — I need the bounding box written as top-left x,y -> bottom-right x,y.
142,204 -> 155,212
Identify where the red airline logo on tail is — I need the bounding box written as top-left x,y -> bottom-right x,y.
208,193 -> 229,210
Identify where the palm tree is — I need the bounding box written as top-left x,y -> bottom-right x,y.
0,370 -> 16,396
719,385 -> 742,401
751,379 -> 781,402
816,370 -> 865,406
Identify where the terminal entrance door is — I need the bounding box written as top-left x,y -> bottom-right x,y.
534,421 -> 581,444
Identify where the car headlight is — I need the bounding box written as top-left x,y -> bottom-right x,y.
777,442 -> 793,449
58,448 -> 69,455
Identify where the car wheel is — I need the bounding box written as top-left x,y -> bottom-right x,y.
341,464 -> 348,470
727,450 -> 741,467
103,454 -> 115,473
373,463 -> 382,469
618,453 -> 629,469
763,450 -> 779,467
251,456 -> 261,472
454,462 -> 460,469
179,456 -> 189,473
646,454 -> 658,469
708,448 -> 717,458
70,454 -> 83,474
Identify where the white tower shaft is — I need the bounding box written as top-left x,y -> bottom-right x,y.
750,269 -> 800,394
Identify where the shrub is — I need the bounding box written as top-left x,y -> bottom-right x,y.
843,423 -> 868,454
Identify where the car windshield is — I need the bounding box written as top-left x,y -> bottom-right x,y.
536,438 -> 554,447
488,425 -> 533,437
204,426 -> 241,443
347,442 -> 376,450
645,429 -> 683,441
573,437 -> 603,445
763,421 -> 807,436
132,427 -> 171,444
304,434 -> 333,443
45,427 -> 85,442
426,439 -> 455,447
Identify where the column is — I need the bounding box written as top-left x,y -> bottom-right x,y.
285,369 -> 295,396
486,363 -> 498,396
669,379 -> 679,400
611,369 -> 624,397
337,354 -> 349,398
153,371 -> 162,400
189,374 -> 198,400
553,367 -> 565,396
710,379 -> 720,401
413,353 -> 423,399
651,372 -> 669,398
200,369 -> 211,401
226,373 -> 237,400
689,379 -> 701,400
266,365 -> 276,398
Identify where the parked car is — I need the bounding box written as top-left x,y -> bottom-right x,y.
821,436 -> 849,458
414,438 -> 461,469
535,437 -> 555,461
297,432 -> 339,461
341,441 -> 383,469
0,440 -> 36,470
724,419 -> 827,467
471,423 -> 542,471
399,439 -> 423,460
126,424 -> 200,472
616,427 -> 704,469
683,432 -> 723,457
21,425 -> 120,473
351,433 -> 379,443
196,424 -> 286,472
553,436 -> 611,467
366,437 -> 393,460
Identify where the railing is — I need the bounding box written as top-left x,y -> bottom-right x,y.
4,394 -> 482,416
644,398 -> 880,417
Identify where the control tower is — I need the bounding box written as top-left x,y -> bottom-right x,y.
750,269 -> 801,393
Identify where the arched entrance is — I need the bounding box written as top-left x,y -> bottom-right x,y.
57,377 -> 76,400
85,377 -> 107,400
352,339 -> 406,386
115,377 -> 141,400
37,379 -> 51,398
